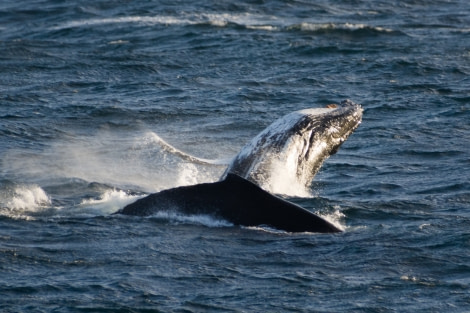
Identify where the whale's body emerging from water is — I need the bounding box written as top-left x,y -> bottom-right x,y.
117,100 -> 363,233
224,99 -> 363,192
120,173 -> 341,233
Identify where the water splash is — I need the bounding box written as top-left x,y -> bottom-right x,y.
318,208 -> 346,232
2,130 -> 222,193
260,157 -> 313,197
0,184 -> 52,220
80,189 -> 142,215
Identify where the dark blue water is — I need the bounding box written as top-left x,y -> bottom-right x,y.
1,0 -> 469,312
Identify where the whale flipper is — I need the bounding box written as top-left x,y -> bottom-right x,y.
117,174 -> 340,233
151,133 -> 231,166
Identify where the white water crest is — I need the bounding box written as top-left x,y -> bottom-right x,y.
52,12 -> 281,30
0,185 -> 52,220
293,22 -> 393,33
79,189 -> 142,216
318,207 -> 346,232
51,12 -> 392,35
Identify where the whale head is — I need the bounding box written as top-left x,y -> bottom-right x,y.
223,99 -> 363,194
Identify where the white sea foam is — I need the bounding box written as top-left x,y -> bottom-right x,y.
263,158 -> 312,197
51,12 -> 392,39
318,206 -> 346,232
80,189 -> 142,215
419,223 -> 432,230
52,15 -> 194,30
243,225 -> 287,234
400,275 -> 435,286
0,185 -> 52,220
292,22 -> 393,33
9,185 -> 51,210
52,12 -> 279,31
108,40 -> 129,45
246,25 -> 278,31
400,275 -> 418,282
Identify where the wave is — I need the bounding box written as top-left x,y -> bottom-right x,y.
79,189 -> 142,216
51,12 -> 397,37
287,22 -> 397,35
0,181 -> 139,220
0,183 -> 52,220
51,12 -> 280,31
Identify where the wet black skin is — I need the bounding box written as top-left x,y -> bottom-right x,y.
117,173 -> 341,233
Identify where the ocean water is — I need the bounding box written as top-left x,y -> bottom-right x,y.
1,0 -> 469,312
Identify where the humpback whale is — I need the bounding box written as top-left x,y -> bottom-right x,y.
119,173 -> 341,233
151,100 -> 362,191
224,99 -> 363,190
116,100 -> 363,233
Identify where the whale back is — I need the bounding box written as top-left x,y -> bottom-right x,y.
118,173 -> 341,233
